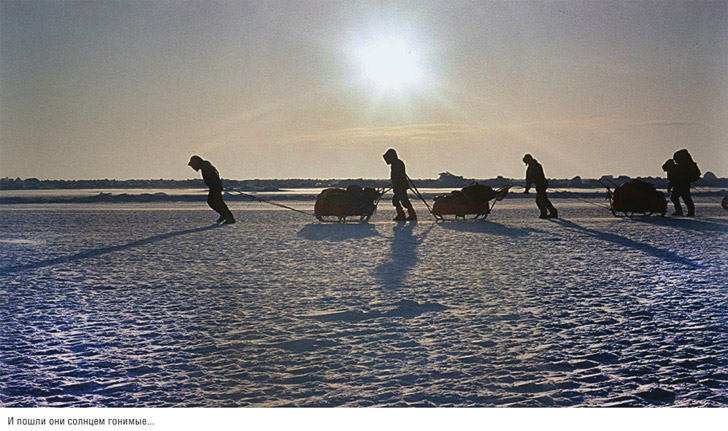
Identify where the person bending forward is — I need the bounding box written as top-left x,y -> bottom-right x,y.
188,155 -> 235,224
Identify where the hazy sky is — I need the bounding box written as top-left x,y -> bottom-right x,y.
2,0 -> 727,180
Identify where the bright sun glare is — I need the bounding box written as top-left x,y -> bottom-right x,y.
355,38 -> 423,92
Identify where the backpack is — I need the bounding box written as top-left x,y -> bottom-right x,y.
673,149 -> 700,182
687,162 -> 701,182
673,149 -> 693,165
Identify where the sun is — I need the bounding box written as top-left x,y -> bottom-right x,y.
354,37 -> 424,92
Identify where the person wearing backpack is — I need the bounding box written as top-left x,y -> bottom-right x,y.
669,149 -> 700,217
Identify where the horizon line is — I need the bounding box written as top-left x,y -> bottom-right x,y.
2,172 -> 725,183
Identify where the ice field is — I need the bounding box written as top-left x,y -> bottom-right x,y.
1,196 -> 727,407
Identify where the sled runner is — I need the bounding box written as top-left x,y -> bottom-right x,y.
432,183 -> 511,220
601,179 -> 667,217
314,185 -> 383,222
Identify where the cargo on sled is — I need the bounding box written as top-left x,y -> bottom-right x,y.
432,183 -> 511,220
601,179 -> 667,217
314,185 -> 383,222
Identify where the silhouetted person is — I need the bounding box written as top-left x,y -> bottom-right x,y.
523,154 -> 557,219
669,149 -> 700,217
662,159 -> 678,194
383,148 -> 416,221
188,155 -> 235,224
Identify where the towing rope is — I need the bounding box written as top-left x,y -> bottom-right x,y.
693,185 -> 725,205
548,187 -> 612,210
226,185 -> 394,219
225,188 -> 317,217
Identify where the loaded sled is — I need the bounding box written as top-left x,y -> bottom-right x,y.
432,183 -> 511,220
314,185 -> 383,222
601,179 -> 667,217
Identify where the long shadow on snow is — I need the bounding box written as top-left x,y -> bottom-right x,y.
437,220 -> 543,237
630,217 -> 728,234
297,222 -> 380,241
298,221 -> 444,322
374,221 -> 432,290
550,219 -> 703,269
0,224 -> 221,275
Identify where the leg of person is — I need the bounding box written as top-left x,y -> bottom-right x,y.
399,191 -> 417,220
683,188 -> 695,217
545,194 -> 558,218
406,205 -> 417,221
209,190 -> 235,224
670,187 -> 684,216
535,189 -> 549,218
538,187 -> 558,218
208,190 -> 226,222
219,200 -> 235,224
392,189 -> 407,221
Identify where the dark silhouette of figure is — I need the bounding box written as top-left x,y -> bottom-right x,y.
383,149 -> 416,221
669,149 -> 700,217
523,154 -> 557,219
188,155 -> 235,224
662,159 -> 678,194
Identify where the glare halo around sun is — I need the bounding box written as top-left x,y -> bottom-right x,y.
354,37 -> 424,92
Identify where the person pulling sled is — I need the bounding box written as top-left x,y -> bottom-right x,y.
665,149 -> 700,217
522,154 -> 558,219
383,148 -> 416,221
188,155 -> 235,224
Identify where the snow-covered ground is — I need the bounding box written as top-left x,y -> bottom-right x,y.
1,196 -> 726,407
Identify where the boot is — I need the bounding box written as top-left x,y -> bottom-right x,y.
406,207 -> 417,221
393,207 -> 406,221
672,207 -> 683,216
686,202 -> 695,217
546,200 -> 558,218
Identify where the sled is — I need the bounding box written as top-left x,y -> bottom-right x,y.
314,185 -> 383,222
432,183 -> 511,220
601,179 -> 667,217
